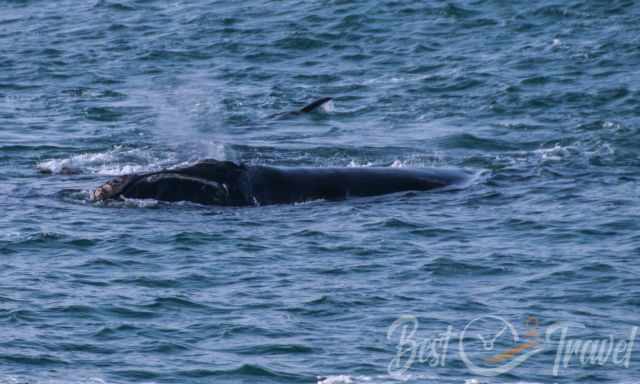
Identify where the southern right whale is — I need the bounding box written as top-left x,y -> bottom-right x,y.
90,159 -> 469,206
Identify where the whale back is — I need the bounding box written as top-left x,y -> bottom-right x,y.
247,166 -> 468,205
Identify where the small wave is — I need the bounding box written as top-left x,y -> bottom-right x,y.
275,35 -> 328,50
440,133 -> 518,151
94,0 -> 136,12
83,106 -> 127,122
177,363 -> 307,381
228,343 -> 314,355
0,144 -> 71,152
423,256 -> 507,277
143,296 -> 210,310
365,218 -> 421,229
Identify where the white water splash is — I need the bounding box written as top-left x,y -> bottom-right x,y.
390,159 -> 406,168
318,375 -> 353,384
317,373 -> 439,384
533,144 -> 575,162
347,160 -> 374,168
37,151 -> 119,174
36,146 -> 179,176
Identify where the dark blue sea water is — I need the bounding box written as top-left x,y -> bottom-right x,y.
2,1 -> 640,383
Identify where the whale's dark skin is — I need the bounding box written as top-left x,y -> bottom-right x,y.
269,97 -> 333,119
90,159 -> 469,206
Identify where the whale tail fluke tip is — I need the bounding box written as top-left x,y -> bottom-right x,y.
299,97 -> 333,113
268,97 -> 334,119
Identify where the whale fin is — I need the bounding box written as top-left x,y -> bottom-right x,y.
299,97 -> 333,113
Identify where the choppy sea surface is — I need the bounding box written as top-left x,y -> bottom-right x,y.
1,1 -> 640,383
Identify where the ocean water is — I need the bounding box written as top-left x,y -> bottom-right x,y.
1,0 -> 640,383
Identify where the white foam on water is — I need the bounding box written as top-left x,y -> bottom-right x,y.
362,73 -> 430,88
490,143 -> 579,168
602,121 -> 619,129
318,375 -> 354,384
346,158 -> 446,169
530,140 -> 615,165
121,197 -> 161,208
317,373 -> 439,384
317,375 -> 547,384
533,143 -> 575,162
347,160 -> 374,168
293,198 -> 327,206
